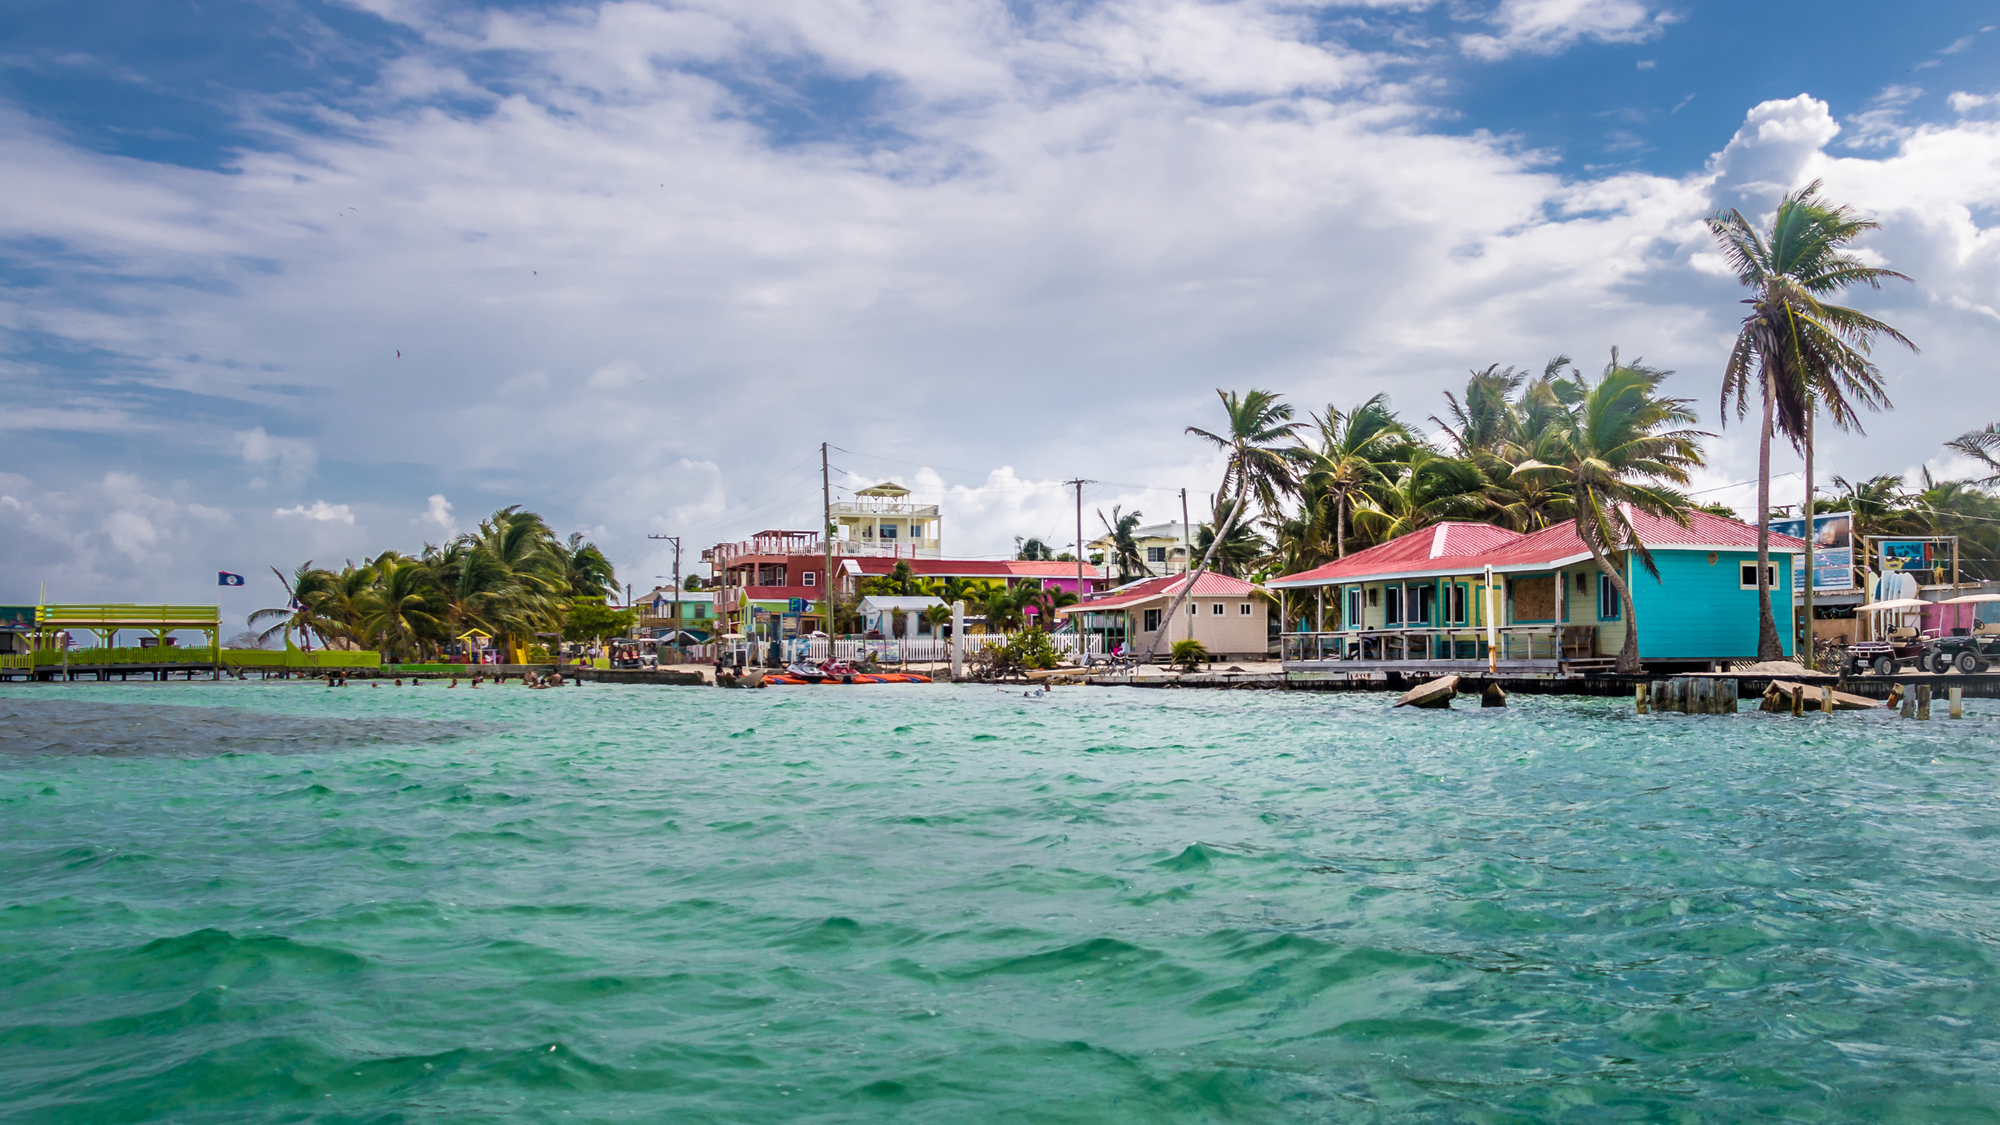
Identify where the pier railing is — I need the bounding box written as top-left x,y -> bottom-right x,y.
1282,626 -> 1560,664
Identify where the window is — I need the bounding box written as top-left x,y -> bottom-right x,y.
1384,584 -> 1403,626
1444,583 -> 1468,625
1410,584 -> 1435,625
692,605 -> 706,620
1147,546 -> 1167,563
1740,562 -> 1777,589
1239,602 -> 1252,615
880,524 -> 898,539
1143,609 -> 1161,632
802,571 -> 816,587
1346,586 -> 1364,630
1366,587 -> 1379,608
1598,573 -> 1622,620
1212,602 -> 1225,615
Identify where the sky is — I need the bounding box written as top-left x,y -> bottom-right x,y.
2,0 -> 1998,625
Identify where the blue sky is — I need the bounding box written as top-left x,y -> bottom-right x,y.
2,0 -> 1998,623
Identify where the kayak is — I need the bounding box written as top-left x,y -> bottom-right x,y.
765,673 -> 932,685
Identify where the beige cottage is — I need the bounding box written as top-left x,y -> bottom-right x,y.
1059,571 -> 1270,661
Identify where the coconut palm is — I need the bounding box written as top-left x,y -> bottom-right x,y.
1015,536 -> 1057,561
978,583 -> 1032,634
1947,423 -> 2000,487
1142,389 -> 1307,659
1195,509 -> 1267,578
1707,179 -> 1917,659
359,554 -> 445,661
248,562 -> 339,647
559,532 -> 618,598
1512,354 -> 1708,673
1432,364 -> 1530,457
1352,448 -> 1494,543
1096,506 -> 1150,583
1303,395 -> 1409,557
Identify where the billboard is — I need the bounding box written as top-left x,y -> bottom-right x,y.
0,606 -> 36,630
1879,538 -> 1952,587
1770,512 -> 1854,593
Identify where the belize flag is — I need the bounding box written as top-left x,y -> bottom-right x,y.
218,571 -> 246,587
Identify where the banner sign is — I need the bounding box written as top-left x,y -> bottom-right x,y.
1770,512 -> 1854,593
1879,538 -> 1951,586
0,606 -> 36,629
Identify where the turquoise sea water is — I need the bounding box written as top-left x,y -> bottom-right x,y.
3,681 -> 1999,1123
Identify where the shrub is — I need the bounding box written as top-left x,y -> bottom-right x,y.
1170,638 -> 1210,672
1007,626 -> 1061,671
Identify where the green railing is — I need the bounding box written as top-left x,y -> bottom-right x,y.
38,604 -> 221,627
0,654 -> 30,671
26,648 -> 380,669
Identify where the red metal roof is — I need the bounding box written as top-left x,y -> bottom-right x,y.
1058,570 -> 1263,614
847,557 -> 1108,580
1269,510 -> 1808,587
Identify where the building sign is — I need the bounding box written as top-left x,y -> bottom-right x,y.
0,606 -> 36,629
1879,538 -> 1951,587
1770,511 -> 1854,593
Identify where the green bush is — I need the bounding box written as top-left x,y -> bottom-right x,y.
1007,627 -> 1061,671
1170,639 -> 1210,672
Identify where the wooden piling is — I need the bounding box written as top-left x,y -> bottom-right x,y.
1901,687 -> 1915,719
1917,685 -> 1931,721
1636,684 -> 1650,714
1790,682 -> 1804,717
1951,685 -> 1965,719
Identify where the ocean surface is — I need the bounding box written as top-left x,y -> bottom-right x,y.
2,680 -> 1998,1123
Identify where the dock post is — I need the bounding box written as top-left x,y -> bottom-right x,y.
1821,684 -> 1833,714
1635,684 -> 1649,714
1917,685 -> 1931,721
1899,685 -> 1914,718
1721,678 -> 1738,713
1689,678 -> 1711,715
950,601 -> 965,682
1950,685 -> 1964,719
1789,683 -> 1804,717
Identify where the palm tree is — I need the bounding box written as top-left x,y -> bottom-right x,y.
248,562 -> 338,647
1021,582 -> 1079,633
1352,448 -> 1493,543
1303,395 -> 1409,557
1947,423 -> 2000,487
1707,179 -> 1917,659
1141,389 -> 1306,660
1432,364 -> 1530,457
1015,536 -> 1057,561
1195,507 -> 1267,578
1096,506 -> 1150,583
978,583 -> 1031,634
558,532 -> 618,598
1513,354 -> 1708,673
359,554 -> 445,661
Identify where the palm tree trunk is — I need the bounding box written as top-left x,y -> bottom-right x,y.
1580,525 -> 1642,673
1336,495 -> 1348,559
1756,375 -> 1784,660
1140,471 -> 1248,661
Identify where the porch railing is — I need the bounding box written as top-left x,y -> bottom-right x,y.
1282,626 -> 1561,663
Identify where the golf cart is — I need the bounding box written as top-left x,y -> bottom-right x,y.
1921,593 -> 2000,674
1843,598 -> 1933,676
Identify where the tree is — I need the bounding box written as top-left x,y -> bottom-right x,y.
1707,180 -> 1916,659
1512,353 -> 1708,673
1015,536 -> 1057,561
1302,395 -> 1409,557
1021,581 -> 1078,632
1195,508 -> 1266,578
249,562 -> 338,648
1947,423 -> 2000,487
564,598 -> 637,643
1353,448 -> 1493,543
359,554 -> 445,662
1096,506 -> 1150,583
559,532 -> 618,598
978,583 -> 1032,634
1141,389 -> 1306,660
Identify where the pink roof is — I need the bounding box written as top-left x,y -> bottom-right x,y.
1057,570 -> 1263,614
1268,510 -> 1807,588
848,558 -> 1107,580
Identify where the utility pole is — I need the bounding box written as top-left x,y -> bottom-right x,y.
1064,478 -> 1093,656
823,442 -> 836,643
648,534 -> 682,662
1181,488 -> 1193,642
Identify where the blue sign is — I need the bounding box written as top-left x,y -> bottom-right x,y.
788,598 -> 808,613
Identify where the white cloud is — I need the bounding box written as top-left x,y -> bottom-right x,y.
1461,0 -> 1670,60
236,427 -> 318,482
421,493 -> 456,533
275,501 -> 356,524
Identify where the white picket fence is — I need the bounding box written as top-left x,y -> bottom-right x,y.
782,633 -> 1102,665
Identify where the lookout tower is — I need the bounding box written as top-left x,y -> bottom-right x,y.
830,482 -> 941,558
